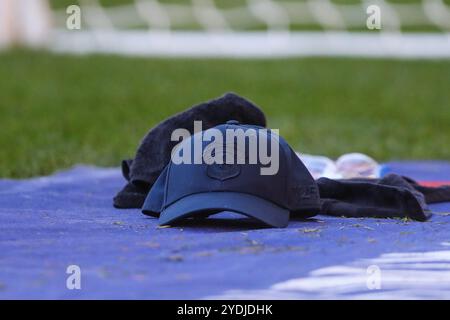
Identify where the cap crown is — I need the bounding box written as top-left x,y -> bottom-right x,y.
159,122 -> 320,215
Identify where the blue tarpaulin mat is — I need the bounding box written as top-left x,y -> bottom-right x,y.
1,161 -> 450,299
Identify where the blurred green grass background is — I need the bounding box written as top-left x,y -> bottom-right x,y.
1,50 -> 449,178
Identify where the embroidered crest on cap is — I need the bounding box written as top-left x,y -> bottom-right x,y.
207,163 -> 241,181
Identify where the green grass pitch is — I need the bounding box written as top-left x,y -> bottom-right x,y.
1,50 -> 450,178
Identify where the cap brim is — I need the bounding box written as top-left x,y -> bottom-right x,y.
157,192 -> 289,228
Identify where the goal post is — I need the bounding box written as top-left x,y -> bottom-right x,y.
0,0 -> 52,48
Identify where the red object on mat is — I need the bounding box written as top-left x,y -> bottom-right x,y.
419,181 -> 450,187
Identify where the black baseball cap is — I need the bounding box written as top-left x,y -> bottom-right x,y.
142,120 -> 320,227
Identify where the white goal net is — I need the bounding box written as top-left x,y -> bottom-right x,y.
2,0 -> 450,58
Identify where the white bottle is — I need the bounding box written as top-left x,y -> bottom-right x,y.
335,153 -> 380,179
